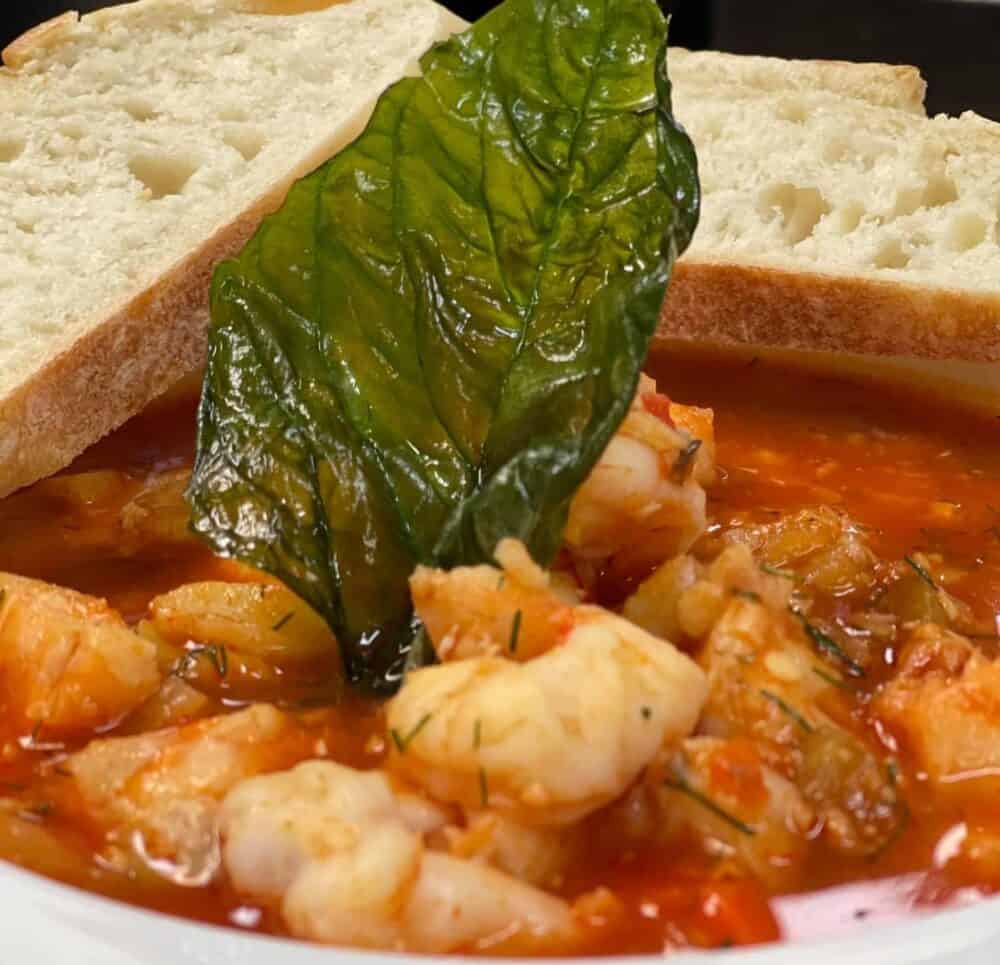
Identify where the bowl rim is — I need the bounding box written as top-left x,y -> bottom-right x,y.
2,856 -> 997,965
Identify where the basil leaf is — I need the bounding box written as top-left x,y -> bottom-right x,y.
188,0 -> 699,691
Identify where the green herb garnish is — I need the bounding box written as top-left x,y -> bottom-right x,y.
508,610 -> 522,655
732,589 -> 762,603
887,759 -> 900,788
760,689 -> 814,733
664,775 -> 755,836
791,607 -> 865,679
175,644 -> 229,680
671,439 -> 703,482
390,712 -> 432,754
762,564 -> 796,581
903,555 -> 937,589
812,666 -> 850,691
186,0 -> 700,692
271,611 -> 295,632
17,801 -> 54,823
478,768 -> 490,808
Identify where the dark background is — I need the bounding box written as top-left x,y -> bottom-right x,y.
3,1 -> 998,120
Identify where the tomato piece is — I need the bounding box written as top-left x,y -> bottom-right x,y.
641,391 -> 675,427
697,879 -> 781,947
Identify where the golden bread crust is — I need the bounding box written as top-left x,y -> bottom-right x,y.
660,259 -> 1000,363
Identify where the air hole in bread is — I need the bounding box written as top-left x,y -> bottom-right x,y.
128,152 -> 198,199
757,183 -> 830,245
923,173 -> 958,208
833,202 -> 864,235
222,126 -> 266,162
823,137 -> 849,164
873,238 -> 910,270
218,105 -> 249,122
0,138 -> 25,163
776,99 -> 808,124
892,186 -> 923,219
58,123 -> 86,141
947,212 -> 987,252
121,97 -> 158,122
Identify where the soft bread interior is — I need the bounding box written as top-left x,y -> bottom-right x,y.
0,0 -> 465,495
661,48 -> 1000,361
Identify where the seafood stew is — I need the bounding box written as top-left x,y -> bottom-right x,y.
2,350 -> 999,954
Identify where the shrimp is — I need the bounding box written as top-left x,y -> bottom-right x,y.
445,811 -> 580,888
69,704 -> 318,885
391,551 -> 707,825
220,761 -> 579,953
564,375 -> 715,581
0,572 -> 160,741
410,539 -> 577,663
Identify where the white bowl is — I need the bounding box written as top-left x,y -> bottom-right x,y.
1,858 -> 998,965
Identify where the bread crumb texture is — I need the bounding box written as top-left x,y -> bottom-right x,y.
670,49 -> 1000,289
0,0 -> 449,402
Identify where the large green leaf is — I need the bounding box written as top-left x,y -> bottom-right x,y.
187,0 -> 699,691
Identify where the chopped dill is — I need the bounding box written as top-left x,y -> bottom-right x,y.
508,610 -> 522,654
812,666 -> 850,691
211,644 -> 229,678
390,712 -> 432,753
761,563 -> 795,581
496,574 -> 506,590
760,689 -> 814,733
18,801 -> 54,823
478,767 -> 490,807
174,644 -> 228,679
672,439 -> 703,482
904,555 -> 936,589
887,759 -> 900,788
732,589 -> 762,603
791,607 -> 865,679
664,775 -> 755,836
271,611 -> 295,631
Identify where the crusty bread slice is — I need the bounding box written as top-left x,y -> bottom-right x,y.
660,49 -> 1000,361
0,0 -> 465,497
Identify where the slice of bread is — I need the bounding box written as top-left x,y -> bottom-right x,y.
660,49 -> 1000,362
0,0 -> 465,497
